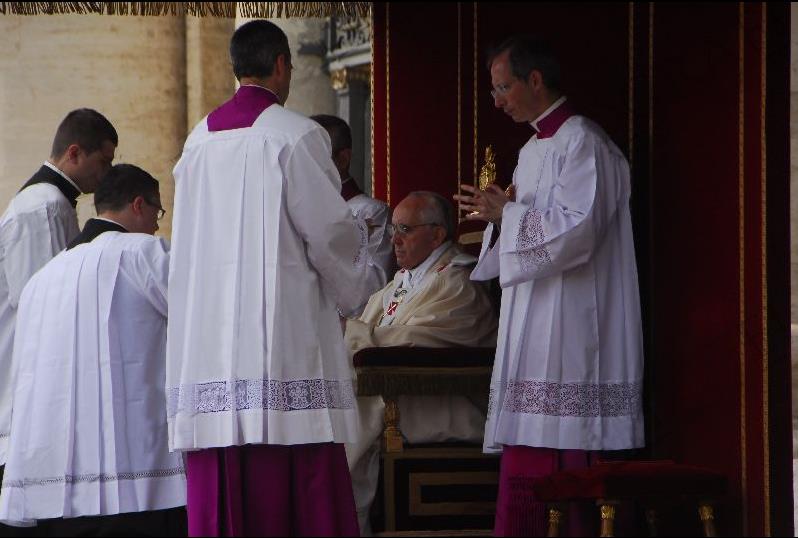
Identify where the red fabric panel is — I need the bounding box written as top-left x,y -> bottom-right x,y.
649,4 -> 744,534
384,2 -> 459,207
532,461 -> 727,502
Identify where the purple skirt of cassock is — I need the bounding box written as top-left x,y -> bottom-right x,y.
493,446 -> 598,537
185,443 -> 360,537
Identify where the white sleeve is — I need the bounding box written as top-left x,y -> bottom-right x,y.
1,204 -> 78,308
470,223 -> 501,281
497,131 -> 628,287
119,237 -> 171,317
283,127 -> 371,314
340,202 -> 393,318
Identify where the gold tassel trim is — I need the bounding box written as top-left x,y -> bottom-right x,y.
0,2 -> 371,18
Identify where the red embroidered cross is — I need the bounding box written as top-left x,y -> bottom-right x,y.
386,302 -> 399,315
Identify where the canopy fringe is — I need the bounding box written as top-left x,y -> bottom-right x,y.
0,2 -> 371,17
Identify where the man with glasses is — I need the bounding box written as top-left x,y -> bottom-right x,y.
0,164 -> 186,536
454,35 -> 644,536
345,191 -> 498,535
67,166 -> 165,248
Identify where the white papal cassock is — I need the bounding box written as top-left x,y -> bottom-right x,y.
168,103 -> 370,451
472,98 -> 644,453
0,165 -> 81,464
0,232 -> 185,526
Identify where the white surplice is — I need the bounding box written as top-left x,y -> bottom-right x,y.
343,191 -> 393,318
168,105 -> 370,451
472,115 -> 644,452
0,232 -> 185,526
0,183 -> 80,464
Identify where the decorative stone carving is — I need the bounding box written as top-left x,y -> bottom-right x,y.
330,15 -> 371,53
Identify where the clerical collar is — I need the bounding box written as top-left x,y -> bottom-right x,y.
402,241 -> 451,290
66,217 -> 129,250
530,96 -> 574,139
19,162 -> 81,207
208,84 -> 281,132
240,84 -> 280,101
43,161 -> 82,194
93,216 -> 128,231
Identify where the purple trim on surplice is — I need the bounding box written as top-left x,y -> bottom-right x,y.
207,85 -> 280,132
535,100 -> 576,140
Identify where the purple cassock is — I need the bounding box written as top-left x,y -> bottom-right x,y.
492,99 -> 636,538
185,84 -> 360,538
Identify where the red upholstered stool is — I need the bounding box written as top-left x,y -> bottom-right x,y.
531,460 -> 727,537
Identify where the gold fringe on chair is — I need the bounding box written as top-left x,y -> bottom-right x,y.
0,2 -> 371,18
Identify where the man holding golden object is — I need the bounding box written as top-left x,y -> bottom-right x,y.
454,35 -> 643,537
465,146 -> 514,219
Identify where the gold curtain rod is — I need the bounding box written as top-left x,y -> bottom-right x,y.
0,2 -> 371,18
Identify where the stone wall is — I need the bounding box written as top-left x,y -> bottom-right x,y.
0,14 -> 195,237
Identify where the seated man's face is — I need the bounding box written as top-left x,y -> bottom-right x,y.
391,196 -> 445,270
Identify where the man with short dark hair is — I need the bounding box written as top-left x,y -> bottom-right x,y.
311,114 -> 393,317
454,35 -> 644,536
0,108 -> 118,492
67,163 -> 165,248
169,19 -> 367,536
0,164 -> 185,536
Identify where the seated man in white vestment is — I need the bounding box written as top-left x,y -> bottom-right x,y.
455,35 -> 644,537
0,165 -> 186,537
0,109 -> 118,497
311,114 -> 394,318
345,191 -> 498,534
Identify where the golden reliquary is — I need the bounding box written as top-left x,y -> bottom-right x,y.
478,145 -> 497,190
473,145 -> 514,206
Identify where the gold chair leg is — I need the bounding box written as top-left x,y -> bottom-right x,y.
547,507 -> 563,537
644,507 -> 658,537
598,502 -> 617,537
382,399 -> 404,453
698,504 -> 717,537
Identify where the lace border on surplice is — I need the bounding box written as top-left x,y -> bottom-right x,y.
488,380 -> 642,418
517,208 -> 552,269
167,378 -> 356,417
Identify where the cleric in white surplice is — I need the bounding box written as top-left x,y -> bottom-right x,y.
455,35 -> 644,537
167,19 -> 369,537
0,109 -> 117,476
0,164 -> 186,534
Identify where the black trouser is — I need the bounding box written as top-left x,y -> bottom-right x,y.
38,507 -> 188,537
